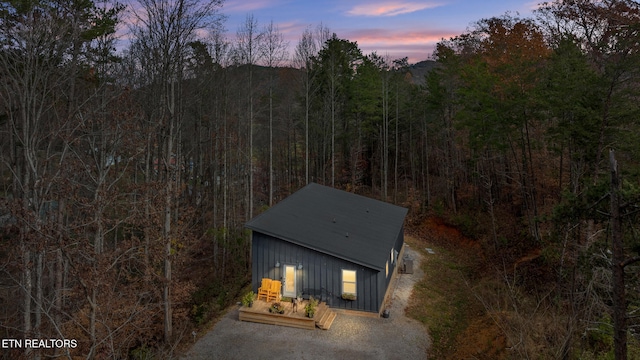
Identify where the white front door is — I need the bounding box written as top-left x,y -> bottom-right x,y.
283,265 -> 296,297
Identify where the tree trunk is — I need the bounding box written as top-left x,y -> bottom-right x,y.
88,287 -> 97,360
35,249 -> 43,335
269,86 -> 274,206
163,80 -> 176,344
394,84 -> 399,202
331,78 -> 336,188
381,74 -> 389,201
423,116 -> 430,209
305,79 -> 310,185
20,229 -> 32,358
55,247 -> 63,331
144,132 -> 152,268
248,61 -> 254,220
609,149 -> 627,360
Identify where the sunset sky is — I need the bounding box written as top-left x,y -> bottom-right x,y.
222,0 -> 541,64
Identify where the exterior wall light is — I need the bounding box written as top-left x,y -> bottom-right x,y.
275,261 -> 280,268
298,263 -> 303,270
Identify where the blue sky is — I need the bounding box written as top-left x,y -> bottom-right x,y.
222,0 -> 541,63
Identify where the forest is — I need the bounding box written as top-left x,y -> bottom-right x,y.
1,0 -> 639,359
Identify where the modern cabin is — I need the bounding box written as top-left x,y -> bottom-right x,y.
245,183 -> 408,314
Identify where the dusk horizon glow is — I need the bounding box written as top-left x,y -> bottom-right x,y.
222,0 -> 540,64
116,0 -> 541,65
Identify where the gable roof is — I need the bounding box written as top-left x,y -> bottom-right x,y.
245,183 -> 408,271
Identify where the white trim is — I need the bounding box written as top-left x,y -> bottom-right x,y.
342,269 -> 357,295
283,264 -> 297,297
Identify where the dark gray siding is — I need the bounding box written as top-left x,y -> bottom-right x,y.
384,227 -> 405,291
252,232 -> 383,313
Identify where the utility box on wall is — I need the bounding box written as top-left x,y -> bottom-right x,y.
401,257 -> 413,274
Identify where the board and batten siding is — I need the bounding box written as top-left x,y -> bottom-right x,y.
384,226 -> 405,290
251,232 -> 384,313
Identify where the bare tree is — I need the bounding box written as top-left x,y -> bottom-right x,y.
294,24 -> 329,186
0,4 -> 80,358
233,14 -> 263,219
294,27 -> 316,186
379,54 -> 391,201
1,0 -> 60,309
0,2 -> 127,358
260,20 -> 288,206
129,0 -> 223,344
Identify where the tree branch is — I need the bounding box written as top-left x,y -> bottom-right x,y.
621,256 -> 640,268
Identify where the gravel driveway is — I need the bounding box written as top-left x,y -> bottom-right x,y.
182,245 -> 430,360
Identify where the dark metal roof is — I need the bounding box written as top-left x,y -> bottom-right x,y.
245,183 -> 408,271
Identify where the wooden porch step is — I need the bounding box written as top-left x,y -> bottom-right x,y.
314,302 -> 337,330
317,311 -> 337,330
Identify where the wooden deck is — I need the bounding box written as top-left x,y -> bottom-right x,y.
238,299 -> 337,330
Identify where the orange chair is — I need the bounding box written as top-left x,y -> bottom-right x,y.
257,278 -> 272,301
266,280 -> 282,302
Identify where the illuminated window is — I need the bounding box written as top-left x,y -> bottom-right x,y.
386,261 -> 389,277
391,248 -> 394,264
342,269 -> 356,295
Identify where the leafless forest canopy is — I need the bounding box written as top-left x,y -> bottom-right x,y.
1,0 -> 640,358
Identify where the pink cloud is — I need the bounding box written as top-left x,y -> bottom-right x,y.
348,28 -> 452,45
345,28 -> 454,49
347,2 -> 443,17
223,0 -> 277,13
343,28 -> 457,62
525,1 -> 545,11
272,21 -> 305,37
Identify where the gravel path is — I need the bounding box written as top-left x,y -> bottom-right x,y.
181,245 -> 429,360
